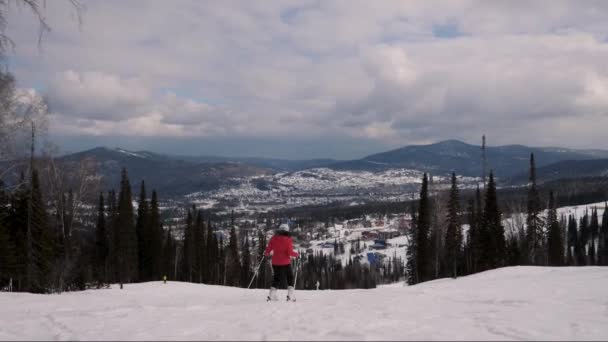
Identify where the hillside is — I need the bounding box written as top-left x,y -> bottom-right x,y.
508,158 -> 608,184
37,141 -> 608,202
332,140 -> 602,177
59,147 -> 270,196
1,267 -> 607,340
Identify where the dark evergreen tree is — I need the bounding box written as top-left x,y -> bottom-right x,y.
106,190 -> 119,283
115,168 -> 138,284
415,173 -> 431,282
180,209 -> 194,282
599,203 -> 608,266
7,172 -> 28,291
225,226 -> 241,286
240,234 -> 251,287
218,236 -> 225,285
444,173 -> 462,278
465,185 -> 483,275
27,169 -> 56,293
546,191 -> 564,266
505,234 -> 521,266
589,208 -> 599,265
588,239 -> 596,266
566,215 -> 577,266
590,208 -> 599,242
94,192 -> 108,285
256,229 -> 268,288
0,215 -> 16,288
579,212 -> 589,265
194,209 -> 206,283
482,171 -> 505,270
135,180 -> 150,281
148,190 -> 163,280
526,153 -> 544,265
162,227 -> 176,280
205,219 -> 216,283
0,180 -> 16,288
406,203 -> 418,285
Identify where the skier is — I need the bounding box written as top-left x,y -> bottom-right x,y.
315,280 -> 320,290
264,224 -> 299,301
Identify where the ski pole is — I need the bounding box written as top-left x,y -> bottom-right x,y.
293,255 -> 301,290
247,255 -> 266,289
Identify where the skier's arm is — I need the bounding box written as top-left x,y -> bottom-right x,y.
264,237 -> 274,257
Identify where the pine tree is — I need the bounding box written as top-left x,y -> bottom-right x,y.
135,180 -> 150,281
0,180 -> 16,287
589,240 -> 596,265
444,173 -> 462,278
0,217 -> 16,287
225,226 -> 241,286
27,169 -> 56,293
546,191 -> 564,266
8,172 -> 28,291
116,168 -> 138,284
473,185 -> 485,272
240,234 -> 251,287
162,227 -> 176,280
428,174 -> 442,279
193,209 -> 205,283
589,209 -> 599,265
505,234 -> 521,266
599,204 -> 608,266
590,208 -> 599,242
482,171 -> 505,270
256,229 -> 267,288
190,207 -> 199,283
218,236 -> 226,285
206,220 -> 217,283
415,173 -> 431,282
180,208 -> 194,282
106,190 -> 118,283
526,153 -> 543,265
566,215 -> 577,266
579,212 -> 589,265
406,203 -> 418,285
148,190 -> 163,281
464,199 -> 475,275
94,192 -> 108,285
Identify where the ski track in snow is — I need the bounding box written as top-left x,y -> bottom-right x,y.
2,267 -> 608,341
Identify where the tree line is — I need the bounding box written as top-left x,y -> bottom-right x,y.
3,152 -> 607,293
1,162 -> 400,292
406,153 -> 608,286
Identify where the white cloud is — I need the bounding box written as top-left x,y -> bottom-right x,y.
47,70 -> 150,121
5,0 -> 608,154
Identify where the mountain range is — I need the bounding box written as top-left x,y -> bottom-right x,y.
55,140 -> 608,196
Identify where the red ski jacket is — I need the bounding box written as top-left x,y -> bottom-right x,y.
264,234 -> 299,265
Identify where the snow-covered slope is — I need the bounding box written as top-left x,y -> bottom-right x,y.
2,267 -> 608,340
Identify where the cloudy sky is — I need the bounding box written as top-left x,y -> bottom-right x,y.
6,1 -> 608,159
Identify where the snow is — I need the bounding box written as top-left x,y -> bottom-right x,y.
2,267 -> 608,340
503,200 -> 607,235
556,201 -> 606,220
186,168 -> 481,213
115,148 -> 145,159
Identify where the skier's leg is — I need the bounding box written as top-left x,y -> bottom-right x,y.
271,265 -> 282,288
286,264 -> 294,287
280,265 -> 289,289
268,265 -> 280,301
286,265 -> 295,301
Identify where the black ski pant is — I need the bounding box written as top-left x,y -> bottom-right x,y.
271,264 -> 294,289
